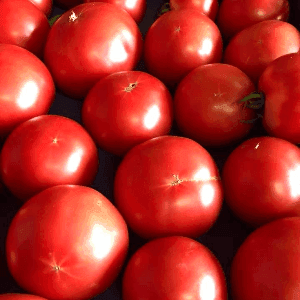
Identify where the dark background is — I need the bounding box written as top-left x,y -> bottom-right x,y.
1,0 -> 300,299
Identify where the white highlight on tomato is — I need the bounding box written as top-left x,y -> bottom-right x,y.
288,164 -> 300,198
199,275 -> 216,300
198,38 -> 213,56
144,105 -> 160,130
193,168 -> 211,181
200,184 -> 215,207
125,0 -> 138,9
66,148 -> 84,173
108,37 -> 128,63
17,80 -> 38,109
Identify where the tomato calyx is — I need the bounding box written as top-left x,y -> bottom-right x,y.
49,14 -> 61,26
239,91 -> 264,124
157,2 -> 171,17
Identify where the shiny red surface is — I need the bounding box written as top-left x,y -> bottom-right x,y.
144,9 -> 223,88
0,294 -> 48,300
122,236 -> 227,300
82,71 -> 173,156
114,136 -> 223,239
44,2 -> 143,99
259,52 -> 300,144
0,0 -> 50,57
222,136 -> 300,227
0,115 -> 98,201
174,63 -> 257,147
231,217 -> 300,300
223,20 -> 300,84
29,0 -> 53,16
0,44 -> 55,139
6,185 -> 129,300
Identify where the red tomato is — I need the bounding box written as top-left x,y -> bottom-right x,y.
82,71 -> 174,156
0,115 -> 98,201
217,0 -> 289,40
44,2 -> 143,99
114,136 -> 223,239
0,44 -> 55,139
258,52 -> 300,144
174,63 -> 257,147
0,0 -> 50,58
83,0 -> 146,23
29,0 -> 53,16
0,295 -> 48,300
6,185 -> 129,300
144,9 -> 223,88
222,136 -> 300,227
54,0 -> 82,9
170,0 -> 218,20
223,20 -> 300,84
122,236 -> 227,300
231,217 -> 300,300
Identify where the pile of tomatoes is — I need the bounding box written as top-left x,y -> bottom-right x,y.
1,0 -> 300,299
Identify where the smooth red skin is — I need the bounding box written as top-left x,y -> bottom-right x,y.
144,9 -> 223,88
82,71 -> 174,156
83,0 -> 146,23
217,0 -> 289,40
6,185 -> 129,300
223,20 -> 300,84
222,136 -> 300,227
170,0 -> 218,20
174,63 -> 257,147
0,45 -> 55,139
54,0 -> 82,9
44,3 -> 143,99
0,0 -> 50,58
231,217 -> 300,300
258,52 -> 300,144
114,136 -> 223,239
0,294 -> 48,300
0,115 -> 99,201
122,236 -> 227,300
29,0 -> 53,16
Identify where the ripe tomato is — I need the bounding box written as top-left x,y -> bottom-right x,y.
0,0 -> 50,58
44,2 -> 143,99
83,0 -> 146,23
29,0 -> 53,16
144,9 -> 223,88
223,20 -> 300,83
217,0 -> 289,40
231,217 -> 300,300
258,52 -> 300,144
6,185 -> 129,300
0,115 -> 98,201
0,295 -> 48,300
222,136 -> 300,227
174,63 -> 257,147
82,71 -> 173,156
0,44 -> 55,139
122,236 -> 227,300
114,136 -> 223,239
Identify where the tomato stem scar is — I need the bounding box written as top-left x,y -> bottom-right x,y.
124,82 -> 138,92
53,265 -> 60,272
69,11 -> 78,22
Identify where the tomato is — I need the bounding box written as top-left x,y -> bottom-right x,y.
44,2 -> 143,99
54,0 -> 82,9
222,136 -> 300,227
0,44 -> 55,139
114,136 -> 223,239
231,217 -> 300,300
223,20 -> 300,84
258,52 -> 300,144
174,63 -> 257,147
0,0 -> 50,58
122,236 -> 227,300
82,71 -> 174,156
0,295 -> 48,300
0,115 -> 98,201
83,0 -> 146,23
144,9 -> 223,88
6,185 -> 129,300
170,0 -> 218,20
29,0 -> 53,16
217,0 -> 289,40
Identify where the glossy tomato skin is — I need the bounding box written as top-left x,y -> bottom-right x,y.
29,0 -> 53,16
0,44 -> 55,139
231,217 -> 300,300
83,0 -> 146,23
222,136 -> 300,227
114,136 -> 223,239
44,2 -> 143,99
259,52 -> 300,144
0,115 -> 98,201
174,63 -> 257,147
82,71 -> 173,156
144,9 -> 223,88
170,0 -> 218,20
223,20 -> 300,84
6,185 -> 129,300
0,0 -> 50,58
217,0 -> 289,40
0,294 -> 48,300
122,236 -> 227,300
